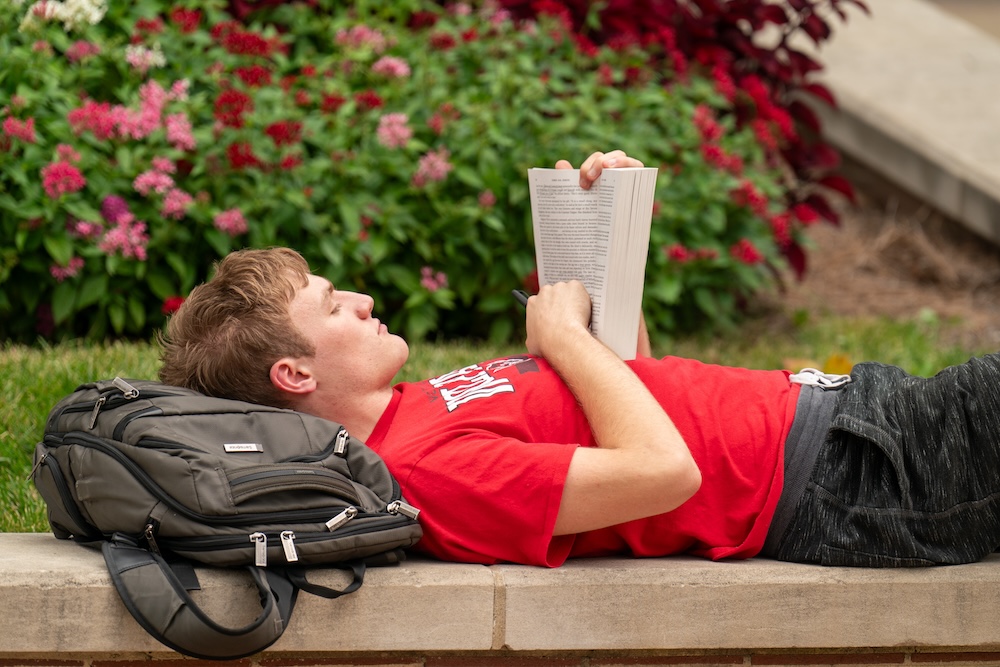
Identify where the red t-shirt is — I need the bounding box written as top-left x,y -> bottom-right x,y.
365,355 -> 800,566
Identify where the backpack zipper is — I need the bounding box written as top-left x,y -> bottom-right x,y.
43,431 -> 370,527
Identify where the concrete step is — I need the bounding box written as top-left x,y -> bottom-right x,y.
807,0 -> 1000,245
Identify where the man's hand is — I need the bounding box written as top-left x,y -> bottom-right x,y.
555,149 -> 645,190
524,281 -> 592,360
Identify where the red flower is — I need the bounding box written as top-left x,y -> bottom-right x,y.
162,296 -> 185,315
169,8 -> 201,33
663,243 -> 691,263
234,65 -> 272,88
409,11 -> 439,29
226,142 -> 263,170
354,90 -> 383,111
792,203 -> 821,225
462,28 -> 479,42
134,17 -> 164,36
279,154 -> 302,170
214,90 -> 253,128
265,120 -> 302,147
730,239 -> 764,265
321,93 -> 346,113
730,179 -> 769,217
429,32 -> 457,50
769,213 -> 792,247
217,25 -> 275,57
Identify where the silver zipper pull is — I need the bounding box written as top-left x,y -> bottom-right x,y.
334,429 -> 349,456
387,500 -> 421,520
325,506 -> 358,531
249,532 -> 267,566
88,396 -> 107,429
280,530 -> 299,563
112,377 -> 140,399
26,453 -> 47,481
144,523 -> 161,555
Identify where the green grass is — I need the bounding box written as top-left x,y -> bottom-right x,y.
2,313 -> 993,533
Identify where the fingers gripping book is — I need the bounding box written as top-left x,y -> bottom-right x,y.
527,167 -> 658,360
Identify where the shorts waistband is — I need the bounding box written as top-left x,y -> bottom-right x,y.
759,382 -> 841,557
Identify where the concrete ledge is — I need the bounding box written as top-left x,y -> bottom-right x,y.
805,0 -> 1000,244
7,533 -> 1000,662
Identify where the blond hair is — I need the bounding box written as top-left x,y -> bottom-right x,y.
158,247 -> 315,408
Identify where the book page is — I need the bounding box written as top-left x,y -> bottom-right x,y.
527,167 -> 657,360
527,169 -> 610,328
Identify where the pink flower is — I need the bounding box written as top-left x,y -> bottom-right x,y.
50,257 -> 85,282
214,208 -> 248,236
168,80 -> 190,102
133,170 -> 174,196
420,266 -> 448,291
729,238 -> 764,265
68,100 -> 118,140
165,113 -> 195,151
41,161 -> 86,198
371,56 -> 411,78
66,41 -> 101,62
99,219 -> 149,260
412,147 -> 453,187
478,190 -> 496,207
336,25 -> 389,52
56,144 -> 81,163
3,117 -> 36,143
162,189 -> 193,220
67,218 -> 104,239
376,113 -> 412,148
151,157 -> 175,173
101,195 -> 131,224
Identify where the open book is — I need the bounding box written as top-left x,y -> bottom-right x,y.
527,167 -> 657,360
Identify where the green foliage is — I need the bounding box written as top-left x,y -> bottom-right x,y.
1,0 -> 795,343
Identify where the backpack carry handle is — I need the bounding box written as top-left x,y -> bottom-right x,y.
102,538 -> 297,660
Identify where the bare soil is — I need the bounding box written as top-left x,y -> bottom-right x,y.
756,161 -> 1000,350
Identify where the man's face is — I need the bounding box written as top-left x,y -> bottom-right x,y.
287,274 -> 409,392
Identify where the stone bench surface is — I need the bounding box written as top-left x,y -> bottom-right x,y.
5,532 -> 1000,656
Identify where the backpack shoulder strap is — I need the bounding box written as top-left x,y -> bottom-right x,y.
101,537 -> 296,660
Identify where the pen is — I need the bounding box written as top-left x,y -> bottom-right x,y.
511,289 -> 530,307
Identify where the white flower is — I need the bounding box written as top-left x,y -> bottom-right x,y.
18,0 -> 107,33
125,43 -> 167,75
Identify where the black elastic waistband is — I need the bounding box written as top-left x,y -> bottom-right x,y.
759,383 -> 840,557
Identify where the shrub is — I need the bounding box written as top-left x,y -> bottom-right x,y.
2,0 -> 804,343
496,0 -> 866,276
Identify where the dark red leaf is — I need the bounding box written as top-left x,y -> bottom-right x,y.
801,14 -> 832,44
782,241 -> 808,280
787,48 -> 824,76
758,4 -> 789,25
805,193 -> 841,225
788,100 -> 821,134
818,174 -> 857,204
803,82 -> 837,108
844,0 -> 871,15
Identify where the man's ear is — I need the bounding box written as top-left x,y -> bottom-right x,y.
270,357 -> 317,396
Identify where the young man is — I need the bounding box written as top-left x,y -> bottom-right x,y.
159,151 -> 1000,569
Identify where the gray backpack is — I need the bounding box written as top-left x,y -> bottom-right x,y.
32,377 -> 422,660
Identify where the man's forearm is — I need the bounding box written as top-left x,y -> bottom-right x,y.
545,323 -> 702,534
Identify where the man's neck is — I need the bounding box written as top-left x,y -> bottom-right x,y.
300,386 -> 394,443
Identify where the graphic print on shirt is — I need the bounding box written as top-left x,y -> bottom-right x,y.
427,356 -> 535,412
